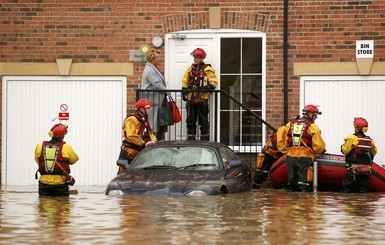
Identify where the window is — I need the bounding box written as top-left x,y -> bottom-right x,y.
220,37 -> 263,149
131,146 -> 219,170
219,146 -> 237,166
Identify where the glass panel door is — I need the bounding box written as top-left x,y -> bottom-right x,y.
220,38 -> 263,150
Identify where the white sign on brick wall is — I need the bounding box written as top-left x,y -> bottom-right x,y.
356,40 -> 374,58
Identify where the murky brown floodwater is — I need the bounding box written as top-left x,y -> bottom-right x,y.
1,185 -> 385,245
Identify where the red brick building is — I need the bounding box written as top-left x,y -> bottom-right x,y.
1,1 -> 385,185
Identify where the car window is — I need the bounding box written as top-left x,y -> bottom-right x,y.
131,148 -> 171,167
219,146 -> 237,166
130,146 -> 219,170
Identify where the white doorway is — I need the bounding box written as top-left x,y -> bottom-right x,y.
165,30 -> 266,150
165,34 -> 215,90
165,32 -> 215,140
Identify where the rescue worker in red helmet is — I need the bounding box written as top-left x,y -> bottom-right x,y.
277,104 -> 326,192
181,47 -> 218,140
34,123 -> 79,197
341,117 -> 377,193
253,126 -> 285,188
117,99 -> 157,174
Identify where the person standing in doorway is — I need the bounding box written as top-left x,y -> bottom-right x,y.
34,123 -> 79,197
181,48 -> 218,141
277,104 -> 326,192
141,48 -> 168,140
116,99 -> 157,174
341,117 -> 377,193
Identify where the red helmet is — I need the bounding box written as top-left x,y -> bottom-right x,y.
190,48 -> 207,58
49,123 -> 68,137
302,104 -> 322,115
354,117 -> 368,132
135,99 -> 152,110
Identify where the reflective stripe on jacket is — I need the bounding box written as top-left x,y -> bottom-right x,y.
38,141 -> 70,175
341,132 -> 377,165
182,62 -> 217,100
277,116 -> 326,160
34,139 -> 79,185
287,117 -> 312,147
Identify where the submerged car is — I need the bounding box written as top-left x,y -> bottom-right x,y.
106,140 -> 251,196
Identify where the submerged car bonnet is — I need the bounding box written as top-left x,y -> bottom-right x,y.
109,170 -> 224,195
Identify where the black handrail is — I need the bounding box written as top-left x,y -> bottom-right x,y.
136,89 -> 276,152
219,90 -> 276,132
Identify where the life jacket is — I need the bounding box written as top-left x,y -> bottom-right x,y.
262,133 -> 281,159
38,141 -> 70,175
188,63 -> 211,88
287,117 -> 313,147
346,133 -> 373,165
123,113 -> 152,144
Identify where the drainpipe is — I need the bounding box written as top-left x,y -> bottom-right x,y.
283,0 -> 289,124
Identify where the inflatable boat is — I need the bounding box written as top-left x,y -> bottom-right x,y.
268,153 -> 385,192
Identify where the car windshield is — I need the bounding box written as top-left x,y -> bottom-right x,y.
130,146 -> 220,170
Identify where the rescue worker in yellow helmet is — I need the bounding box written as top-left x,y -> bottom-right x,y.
182,48 -> 218,141
34,123 -> 79,197
277,104 -> 326,192
117,99 -> 157,174
341,117 -> 377,193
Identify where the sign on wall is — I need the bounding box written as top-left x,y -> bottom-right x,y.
356,40 -> 374,58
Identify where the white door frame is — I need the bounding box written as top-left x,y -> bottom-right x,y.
165,29 -> 266,151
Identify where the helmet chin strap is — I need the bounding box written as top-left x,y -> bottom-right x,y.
309,112 -> 316,121
305,112 -> 315,121
137,108 -> 145,116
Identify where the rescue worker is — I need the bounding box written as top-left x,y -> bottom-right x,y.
341,117 -> 377,193
34,123 -> 79,197
182,48 -> 218,141
117,99 -> 157,174
253,126 -> 285,188
277,104 -> 326,192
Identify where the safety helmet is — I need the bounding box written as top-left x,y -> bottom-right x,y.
135,99 -> 152,110
49,123 -> 68,137
354,117 -> 368,132
302,104 -> 322,115
190,48 -> 207,58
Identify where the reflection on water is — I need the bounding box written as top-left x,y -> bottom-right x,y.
1,185 -> 385,244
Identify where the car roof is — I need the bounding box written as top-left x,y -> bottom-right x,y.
153,140 -> 226,149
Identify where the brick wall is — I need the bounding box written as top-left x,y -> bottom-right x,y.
1,0 -> 385,127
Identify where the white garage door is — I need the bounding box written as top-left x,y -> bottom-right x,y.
301,76 -> 385,166
2,76 -> 126,186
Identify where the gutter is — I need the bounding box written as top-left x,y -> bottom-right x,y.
283,0 -> 289,124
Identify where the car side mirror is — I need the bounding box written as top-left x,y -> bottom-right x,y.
226,159 -> 242,169
117,159 -> 129,169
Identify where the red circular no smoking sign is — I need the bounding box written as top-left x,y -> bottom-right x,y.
60,104 -> 68,112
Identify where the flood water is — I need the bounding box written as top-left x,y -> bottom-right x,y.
1,185 -> 385,245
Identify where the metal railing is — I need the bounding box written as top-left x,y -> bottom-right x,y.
136,89 -> 276,154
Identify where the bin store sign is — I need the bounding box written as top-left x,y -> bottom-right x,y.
356,40 -> 374,59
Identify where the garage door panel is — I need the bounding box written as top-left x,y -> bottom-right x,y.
302,76 -> 385,166
2,76 -> 126,186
